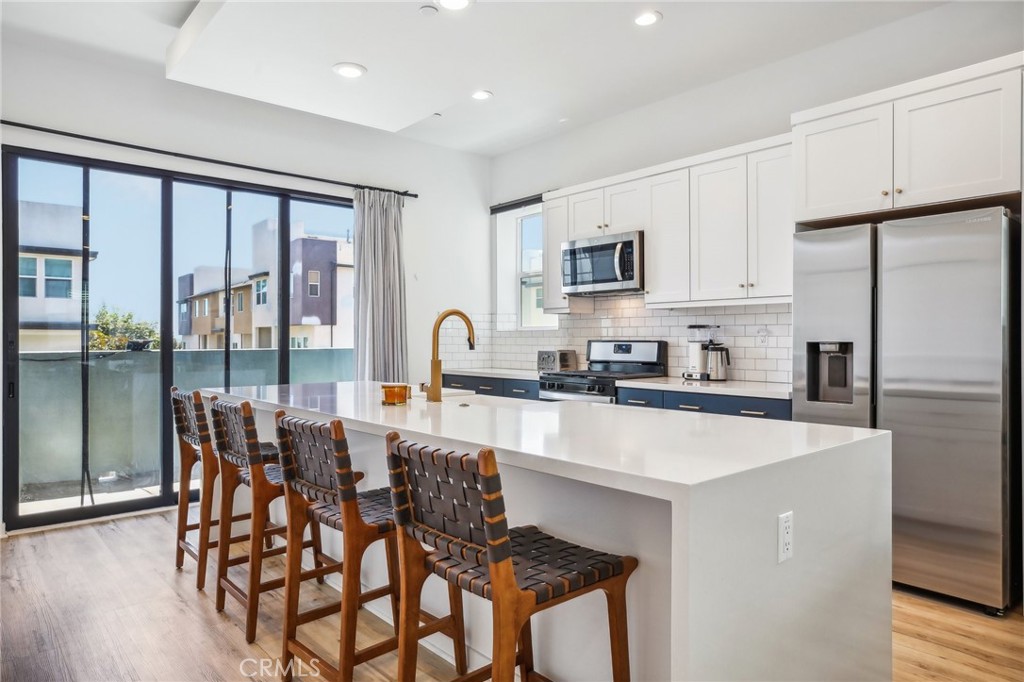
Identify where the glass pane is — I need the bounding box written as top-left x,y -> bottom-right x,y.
16,158 -> 84,516
19,257 -> 36,276
172,182 -> 227,393
86,168 -> 163,504
228,191 -> 280,387
44,258 -> 73,277
288,200 -> 355,383
18,278 -> 36,297
520,212 -> 543,273
520,275 -> 558,329
44,279 -> 72,298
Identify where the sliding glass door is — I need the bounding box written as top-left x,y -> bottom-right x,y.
9,158 -> 163,519
2,147 -> 353,530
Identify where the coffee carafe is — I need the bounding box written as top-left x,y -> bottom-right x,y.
706,344 -> 731,381
684,324 -> 720,380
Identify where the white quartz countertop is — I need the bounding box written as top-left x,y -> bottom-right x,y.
441,367 -> 540,381
205,382 -> 881,496
617,376 -> 793,399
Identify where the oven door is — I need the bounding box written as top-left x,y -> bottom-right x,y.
561,230 -> 643,295
538,389 -> 616,404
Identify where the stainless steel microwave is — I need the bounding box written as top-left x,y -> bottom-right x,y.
560,230 -> 644,295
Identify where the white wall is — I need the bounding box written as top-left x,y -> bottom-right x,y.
0,29 -> 493,385
490,2 -> 1024,202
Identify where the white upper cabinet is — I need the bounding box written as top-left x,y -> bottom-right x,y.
689,156 -> 748,301
643,169 -> 690,306
568,178 -> 651,240
793,103 -> 894,221
794,62 -> 1023,222
747,146 -> 794,298
542,198 -> 593,315
893,71 -> 1022,207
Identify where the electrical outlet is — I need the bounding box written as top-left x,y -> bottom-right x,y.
778,511 -> 794,563
757,326 -> 769,346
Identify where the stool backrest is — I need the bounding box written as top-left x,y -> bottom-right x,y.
275,413 -> 356,507
170,386 -> 213,450
385,432 -> 511,566
210,399 -> 263,468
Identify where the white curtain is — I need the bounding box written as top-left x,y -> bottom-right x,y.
353,189 -> 408,382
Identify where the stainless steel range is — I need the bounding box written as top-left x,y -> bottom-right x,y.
539,340 -> 668,403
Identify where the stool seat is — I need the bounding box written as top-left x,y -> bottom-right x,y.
237,462 -> 285,487
427,525 -> 626,604
308,487 -> 396,535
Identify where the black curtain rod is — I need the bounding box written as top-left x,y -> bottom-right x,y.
489,193 -> 545,215
0,119 -> 419,199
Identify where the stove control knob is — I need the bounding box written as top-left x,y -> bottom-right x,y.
585,385 -> 596,392
596,385 -> 605,393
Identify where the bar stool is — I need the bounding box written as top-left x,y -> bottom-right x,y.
171,387 -> 284,590
210,399 -> 328,643
275,411 -> 468,682
386,431 -> 639,682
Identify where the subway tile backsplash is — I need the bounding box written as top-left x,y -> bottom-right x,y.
438,295 -> 792,384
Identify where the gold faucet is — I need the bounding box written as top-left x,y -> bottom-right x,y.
424,309 -> 476,402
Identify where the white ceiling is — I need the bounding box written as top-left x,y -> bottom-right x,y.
4,1 -> 940,156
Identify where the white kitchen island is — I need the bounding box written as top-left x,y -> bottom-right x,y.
202,382 -> 892,682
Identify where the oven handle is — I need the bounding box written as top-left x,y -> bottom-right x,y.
614,242 -> 624,281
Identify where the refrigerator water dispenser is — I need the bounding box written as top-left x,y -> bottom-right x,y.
806,342 -> 854,404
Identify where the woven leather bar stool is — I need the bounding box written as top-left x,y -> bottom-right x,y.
275,411 -> 468,682
386,431 -> 639,682
210,399 -> 328,643
170,387 -> 280,590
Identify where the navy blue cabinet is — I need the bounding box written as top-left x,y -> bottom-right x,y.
617,388 -> 664,409
663,390 -> 791,420
442,374 -> 504,395
503,380 -> 540,400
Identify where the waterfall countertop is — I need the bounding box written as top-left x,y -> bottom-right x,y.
204,381 -> 879,492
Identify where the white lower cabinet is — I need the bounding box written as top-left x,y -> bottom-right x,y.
643,169 -> 690,306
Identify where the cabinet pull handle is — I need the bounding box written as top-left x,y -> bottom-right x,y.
881,190 -> 889,196
604,223 -> 609,229
740,410 -> 767,416
748,283 -> 755,287
479,385 -> 494,390
626,399 -> 648,405
677,404 -> 702,411
739,283 -> 746,288
512,389 -> 526,394
895,188 -> 903,194
450,383 -> 464,388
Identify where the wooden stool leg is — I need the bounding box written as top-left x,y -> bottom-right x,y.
244,487 -> 272,643
309,519 -> 325,585
195,460 -> 217,591
491,605 -> 522,682
263,516 -> 274,550
175,454 -> 193,569
337,539 -> 367,681
384,533 -> 401,633
518,617 -> 535,679
447,584 -> 468,675
215,466 -> 239,612
281,492 -> 309,682
604,578 -> 632,682
396,534 -> 430,682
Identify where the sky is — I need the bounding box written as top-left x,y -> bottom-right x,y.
18,157 -> 354,337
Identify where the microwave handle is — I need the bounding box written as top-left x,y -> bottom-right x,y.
614,242 -> 624,281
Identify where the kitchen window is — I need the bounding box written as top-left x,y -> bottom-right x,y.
255,278 -> 268,305
18,257 -> 36,297
43,258 -> 72,298
517,212 -> 557,329
308,270 -> 320,297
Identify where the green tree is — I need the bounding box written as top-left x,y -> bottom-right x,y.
89,305 -> 160,350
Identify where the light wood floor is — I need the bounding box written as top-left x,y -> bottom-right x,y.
1,510 -> 1022,682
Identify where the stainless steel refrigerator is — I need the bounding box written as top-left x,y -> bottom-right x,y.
793,207 -> 1020,612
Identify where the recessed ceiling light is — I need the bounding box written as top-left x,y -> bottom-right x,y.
558,118 -> 569,124
438,0 -> 472,10
471,90 -> 493,101
419,4 -> 439,16
634,10 -> 662,26
332,62 -> 366,79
